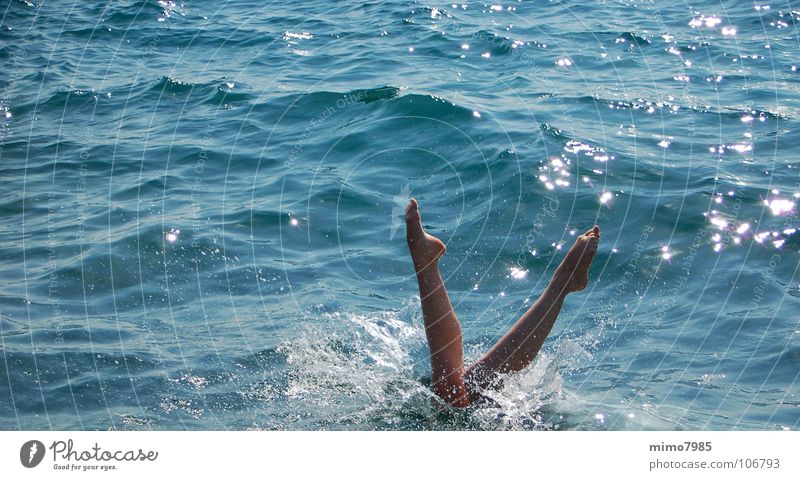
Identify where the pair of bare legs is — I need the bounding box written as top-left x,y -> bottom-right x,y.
405,198 -> 600,407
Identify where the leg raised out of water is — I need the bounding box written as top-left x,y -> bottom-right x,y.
465,226 -> 600,389
405,198 -> 470,407
406,197 -> 600,406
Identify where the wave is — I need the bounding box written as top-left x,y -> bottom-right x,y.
261,85 -> 400,106
247,85 -> 479,129
17,76 -> 256,116
348,85 -> 400,103
0,315 -> 28,337
615,31 -> 651,47
20,80 -> 488,132
149,76 -> 255,105
546,94 -> 792,122
102,0 -> 170,25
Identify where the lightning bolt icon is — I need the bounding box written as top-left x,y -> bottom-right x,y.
29,442 -> 37,464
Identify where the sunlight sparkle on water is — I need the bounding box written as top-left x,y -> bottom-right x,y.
538,157 -> 572,191
689,15 -> 722,28
509,267 -> 528,280
165,228 -> 180,243
710,217 -> 728,229
283,31 -> 313,41
764,197 -> 795,216
594,413 -> 605,424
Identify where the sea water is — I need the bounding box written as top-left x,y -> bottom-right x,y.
0,0 -> 798,430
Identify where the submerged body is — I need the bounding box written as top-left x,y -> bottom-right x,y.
406,198 -> 600,407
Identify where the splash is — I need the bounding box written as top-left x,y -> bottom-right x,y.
272,299 -> 594,430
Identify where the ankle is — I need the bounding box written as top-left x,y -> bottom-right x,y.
548,271 -> 571,296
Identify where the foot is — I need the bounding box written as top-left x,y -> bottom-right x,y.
406,198 -> 446,272
553,225 -> 600,293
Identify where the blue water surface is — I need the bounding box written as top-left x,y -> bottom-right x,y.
1,0 -> 799,430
